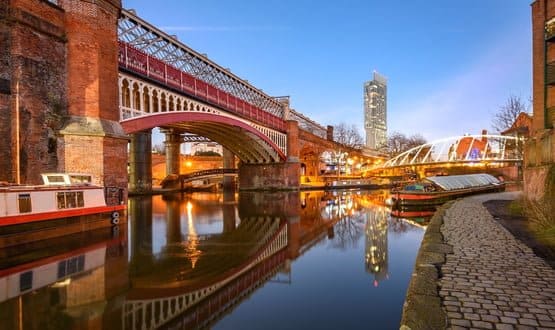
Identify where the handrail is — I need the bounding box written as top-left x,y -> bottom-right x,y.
118,41 -> 287,132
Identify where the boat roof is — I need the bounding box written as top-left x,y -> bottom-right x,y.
425,173 -> 501,191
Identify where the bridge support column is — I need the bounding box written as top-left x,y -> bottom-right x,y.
237,120 -> 301,190
129,130 -> 152,193
164,195 -> 183,244
129,195 -> 155,273
162,128 -> 182,177
222,190 -> 236,233
239,162 -> 300,190
222,147 -> 236,190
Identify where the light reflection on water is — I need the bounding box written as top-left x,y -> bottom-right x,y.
0,189 -> 426,330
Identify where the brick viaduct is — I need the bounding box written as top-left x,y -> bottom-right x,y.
0,0 -> 360,195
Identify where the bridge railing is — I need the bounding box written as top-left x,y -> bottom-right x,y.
370,135 -> 523,171
118,41 -> 287,132
288,109 -> 327,139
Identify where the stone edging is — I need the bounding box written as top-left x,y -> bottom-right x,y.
399,201 -> 455,330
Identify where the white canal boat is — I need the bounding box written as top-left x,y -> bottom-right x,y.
0,173 -> 126,248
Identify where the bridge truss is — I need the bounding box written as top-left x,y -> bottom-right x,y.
376,134 -> 523,170
117,9 -> 326,137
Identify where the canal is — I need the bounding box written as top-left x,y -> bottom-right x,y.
0,189 -> 426,330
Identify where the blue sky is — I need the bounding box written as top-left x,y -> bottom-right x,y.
123,0 -> 531,142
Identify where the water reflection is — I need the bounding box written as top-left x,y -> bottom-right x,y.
366,206 -> 389,287
0,226 -> 128,329
0,189 -> 426,330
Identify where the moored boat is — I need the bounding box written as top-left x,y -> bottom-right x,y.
391,173 -> 505,208
0,173 -> 126,248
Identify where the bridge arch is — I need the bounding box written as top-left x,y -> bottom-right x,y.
119,75 -> 287,163
374,134 -> 522,170
122,112 -> 286,163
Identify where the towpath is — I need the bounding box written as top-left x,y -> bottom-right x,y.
401,192 -> 555,329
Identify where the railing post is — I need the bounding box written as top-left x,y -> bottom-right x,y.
124,43 -> 128,68
146,55 -> 150,78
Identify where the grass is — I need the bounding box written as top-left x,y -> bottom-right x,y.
523,197 -> 555,249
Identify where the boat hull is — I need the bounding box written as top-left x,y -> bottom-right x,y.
392,184 -> 505,207
0,205 -> 126,249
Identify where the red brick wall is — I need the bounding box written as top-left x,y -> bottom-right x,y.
62,0 -> 120,121
0,0 -> 66,184
1,0 -> 127,195
533,0 -> 546,132
527,0 -> 555,200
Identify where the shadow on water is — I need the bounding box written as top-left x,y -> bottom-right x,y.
0,189 -> 427,330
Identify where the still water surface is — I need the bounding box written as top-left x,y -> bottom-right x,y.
0,189 -> 426,330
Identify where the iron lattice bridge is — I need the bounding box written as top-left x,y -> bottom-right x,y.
369,134 -> 523,171
160,169 -> 238,188
117,9 -> 327,138
178,168 -> 238,183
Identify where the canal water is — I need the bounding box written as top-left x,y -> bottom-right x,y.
0,189 -> 427,330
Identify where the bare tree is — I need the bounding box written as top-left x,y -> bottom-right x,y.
333,123 -> 364,149
385,132 -> 427,157
491,95 -> 530,133
152,143 -> 165,155
407,134 -> 427,149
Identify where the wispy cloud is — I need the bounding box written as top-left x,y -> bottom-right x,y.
389,28 -> 530,142
160,25 -> 290,32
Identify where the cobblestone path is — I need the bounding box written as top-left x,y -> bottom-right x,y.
440,196 -> 555,329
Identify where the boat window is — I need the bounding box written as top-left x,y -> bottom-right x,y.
77,193 -> 84,207
57,255 -> 85,279
18,193 -> 32,213
20,271 -> 33,292
46,175 -> 67,184
56,191 -> 85,209
69,174 -> 92,185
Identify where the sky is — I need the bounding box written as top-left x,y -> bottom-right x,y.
122,0 -> 532,143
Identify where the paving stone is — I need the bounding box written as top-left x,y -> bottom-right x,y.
481,315 -> 500,323
451,319 -> 471,327
406,196 -> 555,329
539,319 -> 555,327
536,314 -> 553,321
518,318 -> 539,326
472,320 -> 493,329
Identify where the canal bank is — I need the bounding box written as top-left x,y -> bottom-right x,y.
400,192 -> 555,329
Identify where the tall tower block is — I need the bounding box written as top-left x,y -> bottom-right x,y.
364,71 -> 387,150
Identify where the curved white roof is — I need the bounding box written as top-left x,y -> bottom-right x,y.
426,173 -> 501,191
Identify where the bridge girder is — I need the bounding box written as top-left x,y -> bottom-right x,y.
122,113 -> 284,164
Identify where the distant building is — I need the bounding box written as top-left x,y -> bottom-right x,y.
190,142 -> 222,156
364,72 -> 388,150
451,130 -> 490,160
501,112 -> 532,139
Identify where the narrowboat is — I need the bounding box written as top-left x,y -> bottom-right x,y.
391,173 -> 505,208
0,173 -> 126,248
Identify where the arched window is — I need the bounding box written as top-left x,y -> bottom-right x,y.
152,90 -> 159,112
161,93 -> 167,112
169,95 -> 175,111
121,79 -> 130,108
142,87 -> 150,113
132,83 -> 140,110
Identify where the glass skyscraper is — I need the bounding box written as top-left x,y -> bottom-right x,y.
364,72 -> 387,150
